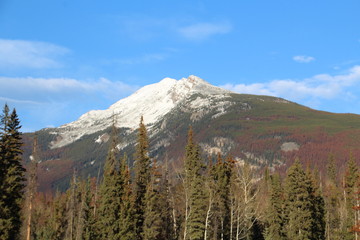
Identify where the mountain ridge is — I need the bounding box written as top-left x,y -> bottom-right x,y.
22,75 -> 360,192
50,75 -> 231,148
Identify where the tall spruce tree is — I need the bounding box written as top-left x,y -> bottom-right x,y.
118,153 -> 135,240
143,161 -> 164,240
160,159 -> 175,240
0,105 -> 25,240
265,173 -> 286,240
306,168 -> 326,240
96,124 -> 123,239
183,127 -> 207,240
134,116 -> 151,240
285,159 -> 326,240
208,153 -> 231,240
65,170 -> 79,240
25,137 -> 39,240
343,153 -> 359,240
323,154 -> 342,240
78,177 -> 95,240
52,191 -> 67,240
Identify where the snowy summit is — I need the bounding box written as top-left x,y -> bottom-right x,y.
50,75 -> 232,148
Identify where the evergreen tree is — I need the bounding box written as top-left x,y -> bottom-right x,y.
134,116 -> 151,240
327,154 -> 337,184
159,159 -> 175,240
117,154 -> 135,240
0,105 -> 25,240
306,169 -> 326,240
143,161 -> 164,240
324,154 -> 341,240
343,153 -> 359,240
208,153 -> 231,240
52,191 -> 67,240
25,137 -> 39,240
96,124 -> 123,239
265,173 -> 286,240
65,170 -> 79,240
183,127 -> 207,240
79,177 -> 96,240
284,159 -> 325,240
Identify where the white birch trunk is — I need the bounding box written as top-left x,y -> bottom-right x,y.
204,195 -> 213,240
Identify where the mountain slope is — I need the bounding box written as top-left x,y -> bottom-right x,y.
50,75 -> 231,148
22,76 -> 360,191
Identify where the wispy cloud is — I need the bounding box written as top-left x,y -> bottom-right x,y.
0,39 -> 70,69
0,77 -> 139,130
222,66 -> 360,108
293,55 -> 315,63
0,97 -> 42,105
0,77 -> 138,101
117,15 -> 232,42
178,22 -> 232,41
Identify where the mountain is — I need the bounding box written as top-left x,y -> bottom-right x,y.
22,75 -> 360,192
49,75 -> 231,149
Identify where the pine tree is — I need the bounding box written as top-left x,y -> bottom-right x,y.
306,168 -> 326,240
52,191 -> 67,240
343,153 -> 359,240
117,154 -> 135,240
0,105 -> 26,240
284,159 -> 315,240
134,116 -> 151,240
78,177 -> 95,240
159,159 -> 175,240
96,123 -> 124,239
183,127 -> 207,240
324,154 -> 341,240
25,137 -> 39,240
208,153 -> 231,240
327,154 -> 337,184
143,161 -> 163,240
265,173 -> 285,240
65,170 -> 79,240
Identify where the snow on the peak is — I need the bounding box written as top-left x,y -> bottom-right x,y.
50,76 -> 232,148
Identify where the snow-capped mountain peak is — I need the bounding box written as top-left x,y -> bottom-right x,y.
50,76 -> 232,148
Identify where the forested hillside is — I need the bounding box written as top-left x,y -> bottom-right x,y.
22,91 -> 360,192
2,104 -> 360,240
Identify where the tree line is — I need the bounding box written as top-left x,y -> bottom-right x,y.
1,104 -> 360,240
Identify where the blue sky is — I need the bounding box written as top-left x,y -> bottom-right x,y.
0,0 -> 360,132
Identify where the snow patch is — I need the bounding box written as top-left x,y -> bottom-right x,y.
95,133 -> 110,144
50,75 -> 233,148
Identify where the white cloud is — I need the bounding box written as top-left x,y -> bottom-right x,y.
178,22 -> 232,41
222,66 -> 360,104
0,76 -> 138,104
0,39 -> 70,69
0,97 -> 41,105
293,55 -> 315,63
0,77 -> 139,131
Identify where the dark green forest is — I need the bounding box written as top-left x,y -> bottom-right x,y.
1,104 -> 360,240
